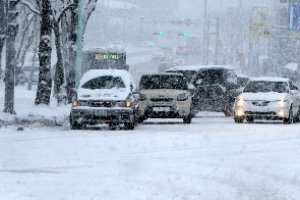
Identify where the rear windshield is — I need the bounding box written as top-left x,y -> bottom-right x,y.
81,76 -> 125,90
166,70 -> 196,83
243,81 -> 289,93
139,75 -> 187,90
192,69 -> 236,86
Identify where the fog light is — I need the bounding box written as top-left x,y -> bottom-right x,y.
278,110 -> 285,117
236,108 -> 244,117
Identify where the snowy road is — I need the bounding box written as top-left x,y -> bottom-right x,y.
1,114 -> 300,199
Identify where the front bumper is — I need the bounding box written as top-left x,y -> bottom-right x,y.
139,102 -> 191,118
70,107 -> 133,125
234,106 -> 290,120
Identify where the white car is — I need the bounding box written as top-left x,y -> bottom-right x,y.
234,77 -> 300,124
70,69 -> 139,130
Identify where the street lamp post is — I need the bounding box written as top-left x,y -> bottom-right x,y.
75,0 -> 83,88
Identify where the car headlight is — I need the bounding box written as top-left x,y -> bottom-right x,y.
177,93 -> 189,101
126,101 -> 131,107
73,100 -> 88,107
139,93 -> 147,101
277,100 -> 288,107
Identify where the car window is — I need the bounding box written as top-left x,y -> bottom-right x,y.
243,81 -> 289,93
193,69 -> 225,86
81,76 -> 125,90
139,75 -> 187,90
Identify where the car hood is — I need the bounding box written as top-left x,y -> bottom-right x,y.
77,88 -> 129,101
239,92 -> 289,101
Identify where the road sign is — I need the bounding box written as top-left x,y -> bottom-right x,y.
253,23 -> 272,38
288,4 -> 300,31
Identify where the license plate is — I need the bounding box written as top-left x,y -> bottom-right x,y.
153,107 -> 170,112
95,110 -> 107,116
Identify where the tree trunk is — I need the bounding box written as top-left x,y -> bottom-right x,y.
65,0 -> 78,103
53,21 -> 66,105
0,0 -> 7,80
35,0 -> 52,105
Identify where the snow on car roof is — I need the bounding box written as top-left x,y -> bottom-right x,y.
249,77 -> 289,82
142,72 -> 184,76
166,65 -> 234,72
79,69 -> 136,89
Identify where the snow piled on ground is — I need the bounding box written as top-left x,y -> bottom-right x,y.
0,82 -> 70,128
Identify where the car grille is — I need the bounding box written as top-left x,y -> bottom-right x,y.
245,111 -> 276,115
89,101 -> 113,107
251,101 -> 270,106
150,98 -> 173,102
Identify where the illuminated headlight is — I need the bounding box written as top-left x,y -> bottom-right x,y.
72,100 -> 88,107
278,110 -> 285,117
126,101 -> 131,107
235,108 -> 245,117
277,100 -> 288,107
72,100 -> 78,107
139,93 -> 147,101
177,93 -> 189,101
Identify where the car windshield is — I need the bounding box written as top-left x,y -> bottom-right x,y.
243,81 -> 289,93
81,76 -> 125,90
139,75 -> 187,90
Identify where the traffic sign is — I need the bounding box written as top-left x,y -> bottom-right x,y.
288,5 -> 300,30
288,4 -> 300,31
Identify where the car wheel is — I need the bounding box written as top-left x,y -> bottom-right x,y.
70,122 -> 85,130
138,116 -> 145,123
283,108 -> 293,124
183,114 -> 192,124
124,115 -> 135,130
246,117 -> 254,123
293,107 -> 300,123
234,117 -> 244,123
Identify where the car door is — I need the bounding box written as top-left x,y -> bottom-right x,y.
289,81 -> 300,115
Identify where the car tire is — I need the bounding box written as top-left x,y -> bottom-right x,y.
138,116 -> 145,123
293,107 -> 300,123
124,115 -> 135,130
183,114 -> 192,124
246,117 -> 254,123
234,117 -> 244,123
283,108 -> 293,124
70,122 -> 85,130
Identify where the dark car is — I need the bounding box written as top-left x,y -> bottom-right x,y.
70,69 -> 139,130
187,65 -> 240,116
166,65 -> 240,116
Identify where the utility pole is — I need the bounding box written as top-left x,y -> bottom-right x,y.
75,0 -> 83,88
3,0 -> 19,114
214,17 -> 219,65
202,0 -> 207,64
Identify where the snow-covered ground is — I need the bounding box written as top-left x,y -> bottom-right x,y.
1,83 -> 300,199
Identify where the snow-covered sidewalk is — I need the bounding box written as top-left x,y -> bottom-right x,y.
0,82 -> 70,128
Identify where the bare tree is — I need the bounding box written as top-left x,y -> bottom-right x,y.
35,0 -> 52,105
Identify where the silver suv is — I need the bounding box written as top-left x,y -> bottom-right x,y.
138,73 -> 193,123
